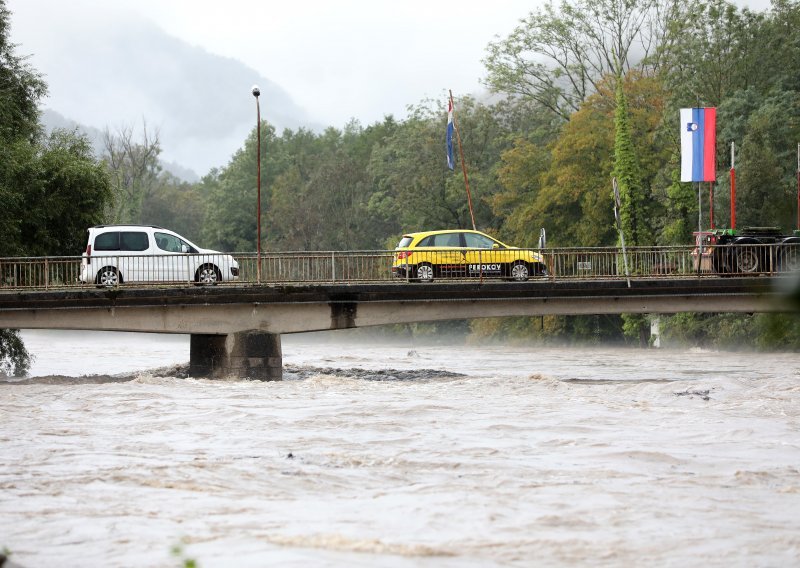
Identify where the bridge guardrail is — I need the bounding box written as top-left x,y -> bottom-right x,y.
0,243 -> 797,291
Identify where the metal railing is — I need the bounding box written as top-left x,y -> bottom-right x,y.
0,243 -> 797,291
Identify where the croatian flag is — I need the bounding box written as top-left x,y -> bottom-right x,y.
446,99 -> 455,170
680,107 -> 716,182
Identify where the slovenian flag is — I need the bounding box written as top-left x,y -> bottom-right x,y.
446,99 -> 455,170
680,107 -> 716,182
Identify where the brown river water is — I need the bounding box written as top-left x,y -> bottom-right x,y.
1,330 -> 799,567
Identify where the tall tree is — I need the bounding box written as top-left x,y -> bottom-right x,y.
484,0 -> 683,119
1,1 -> 112,375
102,122 -> 162,224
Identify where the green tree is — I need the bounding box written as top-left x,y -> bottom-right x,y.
0,1 -> 112,375
102,122 -> 162,224
484,0 -> 682,119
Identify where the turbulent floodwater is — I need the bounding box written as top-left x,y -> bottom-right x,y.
2,330 -> 800,567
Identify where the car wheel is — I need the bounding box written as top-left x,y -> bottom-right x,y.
510,261 -> 530,282
415,263 -> 434,283
95,266 -> 120,287
735,246 -> 760,273
195,264 -> 221,285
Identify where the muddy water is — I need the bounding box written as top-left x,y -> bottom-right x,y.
1,330 -> 799,567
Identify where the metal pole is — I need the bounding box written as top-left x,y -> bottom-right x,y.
709,182 -> 714,229
730,142 -> 736,230
449,90 -> 476,231
252,86 -> 262,283
796,143 -> 799,231
697,182 -> 703,276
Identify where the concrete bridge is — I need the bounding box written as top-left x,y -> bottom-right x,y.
0,277 -> 792,380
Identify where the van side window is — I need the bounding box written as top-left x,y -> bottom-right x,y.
94,232 -> 120,251
120,232 -> 149,251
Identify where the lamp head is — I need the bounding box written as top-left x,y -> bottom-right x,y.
251,85 -> 260,98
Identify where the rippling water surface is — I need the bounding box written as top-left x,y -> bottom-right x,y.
2,330 -> 799,567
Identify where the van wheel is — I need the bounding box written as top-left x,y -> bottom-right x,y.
195,264 -> 221,285
96,266 -> 120,287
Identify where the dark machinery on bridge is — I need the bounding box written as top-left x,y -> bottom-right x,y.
695,227 -> 800,274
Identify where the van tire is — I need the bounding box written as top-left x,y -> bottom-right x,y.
195,264 -> 221,285
95,266 -> 120,287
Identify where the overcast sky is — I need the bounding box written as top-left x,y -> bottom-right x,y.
6,0 -> 773,174
8,0 -> 540,128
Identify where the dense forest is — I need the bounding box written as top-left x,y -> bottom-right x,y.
2,0 -> 800,374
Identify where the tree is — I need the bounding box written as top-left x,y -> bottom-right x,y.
1,0 -> 112,375
102,122 -> 162,224
0,1 -> 45,142
484,0 -> 683,119
612,75 -> 651,247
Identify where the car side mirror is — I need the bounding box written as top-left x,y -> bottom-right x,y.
181,244 -> 189,253
492,243 -> 500,249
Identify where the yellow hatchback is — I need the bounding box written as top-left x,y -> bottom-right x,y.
391,229 -> 547,282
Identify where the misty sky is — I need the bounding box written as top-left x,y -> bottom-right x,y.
6,0 -> 773,175
8,0 -> 537,125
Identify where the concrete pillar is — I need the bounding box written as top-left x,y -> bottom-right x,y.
189,331 -> 282,380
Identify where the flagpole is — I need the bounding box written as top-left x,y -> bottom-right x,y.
697,181 -> 703,276
730,142 -> 736,230
709,182 -> 714,229
449,90 -> 476,231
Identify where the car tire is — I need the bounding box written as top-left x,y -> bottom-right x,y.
195,264 -> 221,285
95,266 -> 121,287
415,263 -> 434,283
509,261 -> 530,282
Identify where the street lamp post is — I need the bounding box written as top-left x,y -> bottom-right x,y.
252,85 -> 262,283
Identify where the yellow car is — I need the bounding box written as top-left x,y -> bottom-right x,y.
391,229 -> 547,282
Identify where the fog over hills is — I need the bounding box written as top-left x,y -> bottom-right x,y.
25,10 -> 314,178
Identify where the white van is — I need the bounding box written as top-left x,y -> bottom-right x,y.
80,225 -> 239,285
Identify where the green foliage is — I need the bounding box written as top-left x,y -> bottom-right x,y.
661,313 -> 800,350
0,329 -> 30,376
1,1 -> 112,374
613,77 -> 652,247
0,1 -> 46,142
102,123 -> 162,224
483,0 -> 680,120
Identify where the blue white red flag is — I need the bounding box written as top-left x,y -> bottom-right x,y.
446,99 -> 455,170
680,107 -> 716,182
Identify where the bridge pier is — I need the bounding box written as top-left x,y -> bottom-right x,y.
189,331 -> 282,381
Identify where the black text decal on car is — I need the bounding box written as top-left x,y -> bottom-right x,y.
468,264 -> 502,273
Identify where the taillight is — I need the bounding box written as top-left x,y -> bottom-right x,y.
396,251 -> 412,260
86,244 -> 92,257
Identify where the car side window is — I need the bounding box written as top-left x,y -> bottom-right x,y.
417,236 -> 434,247
120,232 -> 149,251
464,233 -> 498,249
94,231 -> 120,251
433,233 -> 461,247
